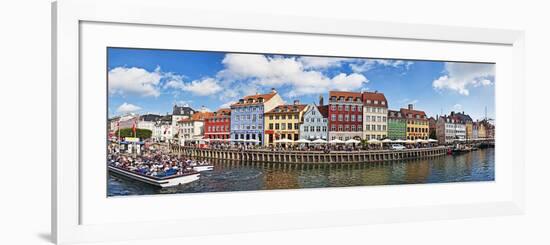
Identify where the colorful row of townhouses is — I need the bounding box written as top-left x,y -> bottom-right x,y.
109,88 -> 494,146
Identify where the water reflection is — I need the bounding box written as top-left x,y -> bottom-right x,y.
108,148 -> 495,196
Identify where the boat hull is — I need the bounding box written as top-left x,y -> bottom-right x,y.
108,166 -> 200,188
193,165 -> 214,172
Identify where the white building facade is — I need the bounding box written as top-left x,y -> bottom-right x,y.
299,104 -> 328,140
362,91 -> 388,140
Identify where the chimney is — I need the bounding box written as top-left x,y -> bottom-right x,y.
408,104 -> 413,110
271,88 -> 277,94
293,99 -> 300,105
319,95 -> 324,106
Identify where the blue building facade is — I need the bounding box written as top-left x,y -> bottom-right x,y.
230,90 -> 283,145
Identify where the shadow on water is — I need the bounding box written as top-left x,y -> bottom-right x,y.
108,148 -> 495,196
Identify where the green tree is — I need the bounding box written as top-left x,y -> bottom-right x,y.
115,128 -> 152,140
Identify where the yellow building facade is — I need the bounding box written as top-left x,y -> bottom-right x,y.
401,104 -> 429,140
264,103 -> 308,145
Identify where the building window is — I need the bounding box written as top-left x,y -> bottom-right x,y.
345,115 -> 349,122
345,125 -> 350,131
331,125 -> 336,131
351,115 -> 356,121
338,125 -> 343,131
338,115 -> 343,121
331,115 -> 336,121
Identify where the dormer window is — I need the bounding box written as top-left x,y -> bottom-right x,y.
247,98 -> 254,104
374,100 -> 379,104
367,100 -> 371,104
381,101 -> 386,105
258,97 -> 264,103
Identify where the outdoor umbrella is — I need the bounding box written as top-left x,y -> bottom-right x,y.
382,139 -> 393,144
394,139 -> 406,143
312,139 -> 327,144
295,139 -> 311,144
275,138 -> 294,144
367,139 -> 381,144
405,139 -> 415,144
428,139 -> 438,143
329,139 -> 345,144
345,139 -> 361,144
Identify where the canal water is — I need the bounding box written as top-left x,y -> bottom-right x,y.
107,148 -> 495,196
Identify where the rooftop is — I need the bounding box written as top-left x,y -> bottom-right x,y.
362,91 -> 388,107
265,104 -> 308,114
178,111 -> 214,123
231,90 -> 278,107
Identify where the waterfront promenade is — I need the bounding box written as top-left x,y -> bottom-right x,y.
171,145 -> 450,164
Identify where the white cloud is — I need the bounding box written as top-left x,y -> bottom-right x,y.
109,67 -> 162,97
165,77 -> 223,96
298,57 -> 352,69
330,73 -> 368,91
432,62 -> 494,96
217,54 -> 368,98
453,104 -> 463,111
117,102 -> 142,114
182,78 -> 223,96
350,59 -> 414,73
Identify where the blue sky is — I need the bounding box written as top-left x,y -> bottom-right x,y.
108,47 -> 495,121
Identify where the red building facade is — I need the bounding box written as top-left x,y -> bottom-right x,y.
327,91 -> 363,141
204,108 -> 231,140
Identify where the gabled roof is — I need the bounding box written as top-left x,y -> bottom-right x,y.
172,105 -> 196,116
328,91 -> 362,101
317,105 -> 329,118
231,92 -> 278,107
362,91 -> 388,107
265,104 -> 308,114
178,111 -> 214,123
453,112 -> 473,122
400,108 -> 427,121
388,109 -> 404,119
208,108 -> 231,120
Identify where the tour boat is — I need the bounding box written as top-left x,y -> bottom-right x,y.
108,165 -> 200,188
192,165 -> 214,172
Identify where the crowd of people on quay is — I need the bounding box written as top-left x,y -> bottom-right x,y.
191,141 -> 437,152
108,149 -> 209,178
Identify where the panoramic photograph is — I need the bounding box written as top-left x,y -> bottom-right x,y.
106,47 -> 495,196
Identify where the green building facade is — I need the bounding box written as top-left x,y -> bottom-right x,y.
388,110 -> 407,140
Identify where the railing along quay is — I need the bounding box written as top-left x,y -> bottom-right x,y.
171,146 -> 450,164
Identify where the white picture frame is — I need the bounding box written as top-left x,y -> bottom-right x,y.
52,0 -> 525,244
